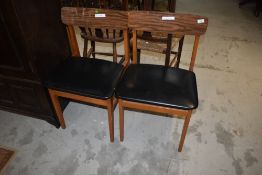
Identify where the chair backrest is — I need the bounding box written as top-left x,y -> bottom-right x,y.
61,7 -> 129,66
128,11 -> 208,71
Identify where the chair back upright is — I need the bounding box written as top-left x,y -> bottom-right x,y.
128,11 -> 208,71
61,7 -> 129,66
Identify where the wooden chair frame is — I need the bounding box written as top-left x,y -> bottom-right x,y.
119,11 -> 207,151
49,7 -> 129,142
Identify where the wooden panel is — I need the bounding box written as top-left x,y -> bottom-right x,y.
128,11 -> 208,35
61,7 -> 128,29
0,1 -> 33,75
0,18 -> 24,71
13,0 -> 70,58
0,79 -> 14,106
0,77 -> 59,124
0,77 -> 53,117
12,0 -> 71,79
0,147 -> 15,175
7,80 -> 51,115
10,84 -> 42,111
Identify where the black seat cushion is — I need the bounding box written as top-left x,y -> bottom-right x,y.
116,64 -> 198,110
44,57 -> 123,99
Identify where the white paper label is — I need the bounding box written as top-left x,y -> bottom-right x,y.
95,14 -> 106,18
197,19 -> 205,24
161,16 -> 175,21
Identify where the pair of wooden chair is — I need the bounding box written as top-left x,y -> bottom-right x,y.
44,7 -> 208,151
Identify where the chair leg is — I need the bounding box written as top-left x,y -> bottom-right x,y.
113,42 -> 117,63
168,0 -> 176,12
175,36 -> 184,68
91,41 -> 95,58
137,0 -> 141,9
107,98 -> 114,142
178,110 -> 192,152
48,89 -> 66,129
151,0 -> 155,10
119,100 -> 124,141
165,34 -> 172,66
83,38 -> 88,57
137,49 -> 141,64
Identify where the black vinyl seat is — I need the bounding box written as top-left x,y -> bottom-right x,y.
45,57 -> 123,99
116,64 -> 198,110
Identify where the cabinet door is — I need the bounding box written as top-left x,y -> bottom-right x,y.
0,79 -> 14,106
0,77 -> 53,117
11,0 -> 71,79
0,0 -> 35,79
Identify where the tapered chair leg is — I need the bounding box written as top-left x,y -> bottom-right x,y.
174,36 -> 184,68
178,110 -> 192,152
48,89 -> 66,129
137,49 -> 141,64
164,34 -> 172,66
113,42 -> 117,63
107,98 -> 114,142
91,41 -> 95,58
119,100 -> 124,141
83,38 -> 88,57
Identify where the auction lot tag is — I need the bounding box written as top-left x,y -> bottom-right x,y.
95,14 -> 106,18
197,19 -> 205,24
162,16 -> 175,21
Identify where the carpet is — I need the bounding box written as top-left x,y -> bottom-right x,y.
0,146 -> 15,175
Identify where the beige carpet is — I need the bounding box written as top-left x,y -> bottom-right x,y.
0,147 -> 15,175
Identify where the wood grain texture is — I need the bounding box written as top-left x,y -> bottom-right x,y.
128,11 -> 208,35
61,7 -> 207,35
106,98 -> 114,142
0,147 -> 15,174
178,110 -> 192,152
189,35 -> 200,71
66,26 -> 80,57
119,99 -> 124,141
61,7 -> 128,29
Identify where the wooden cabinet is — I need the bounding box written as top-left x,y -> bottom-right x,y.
0,0 -> 71,127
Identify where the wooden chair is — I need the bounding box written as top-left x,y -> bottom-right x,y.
116,11 -> 208,151
60,1 -> 122,61
80,0 -> 128,63
135,0 -> 184,68
44,7 -> 129,142
80,26 -> 125,63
